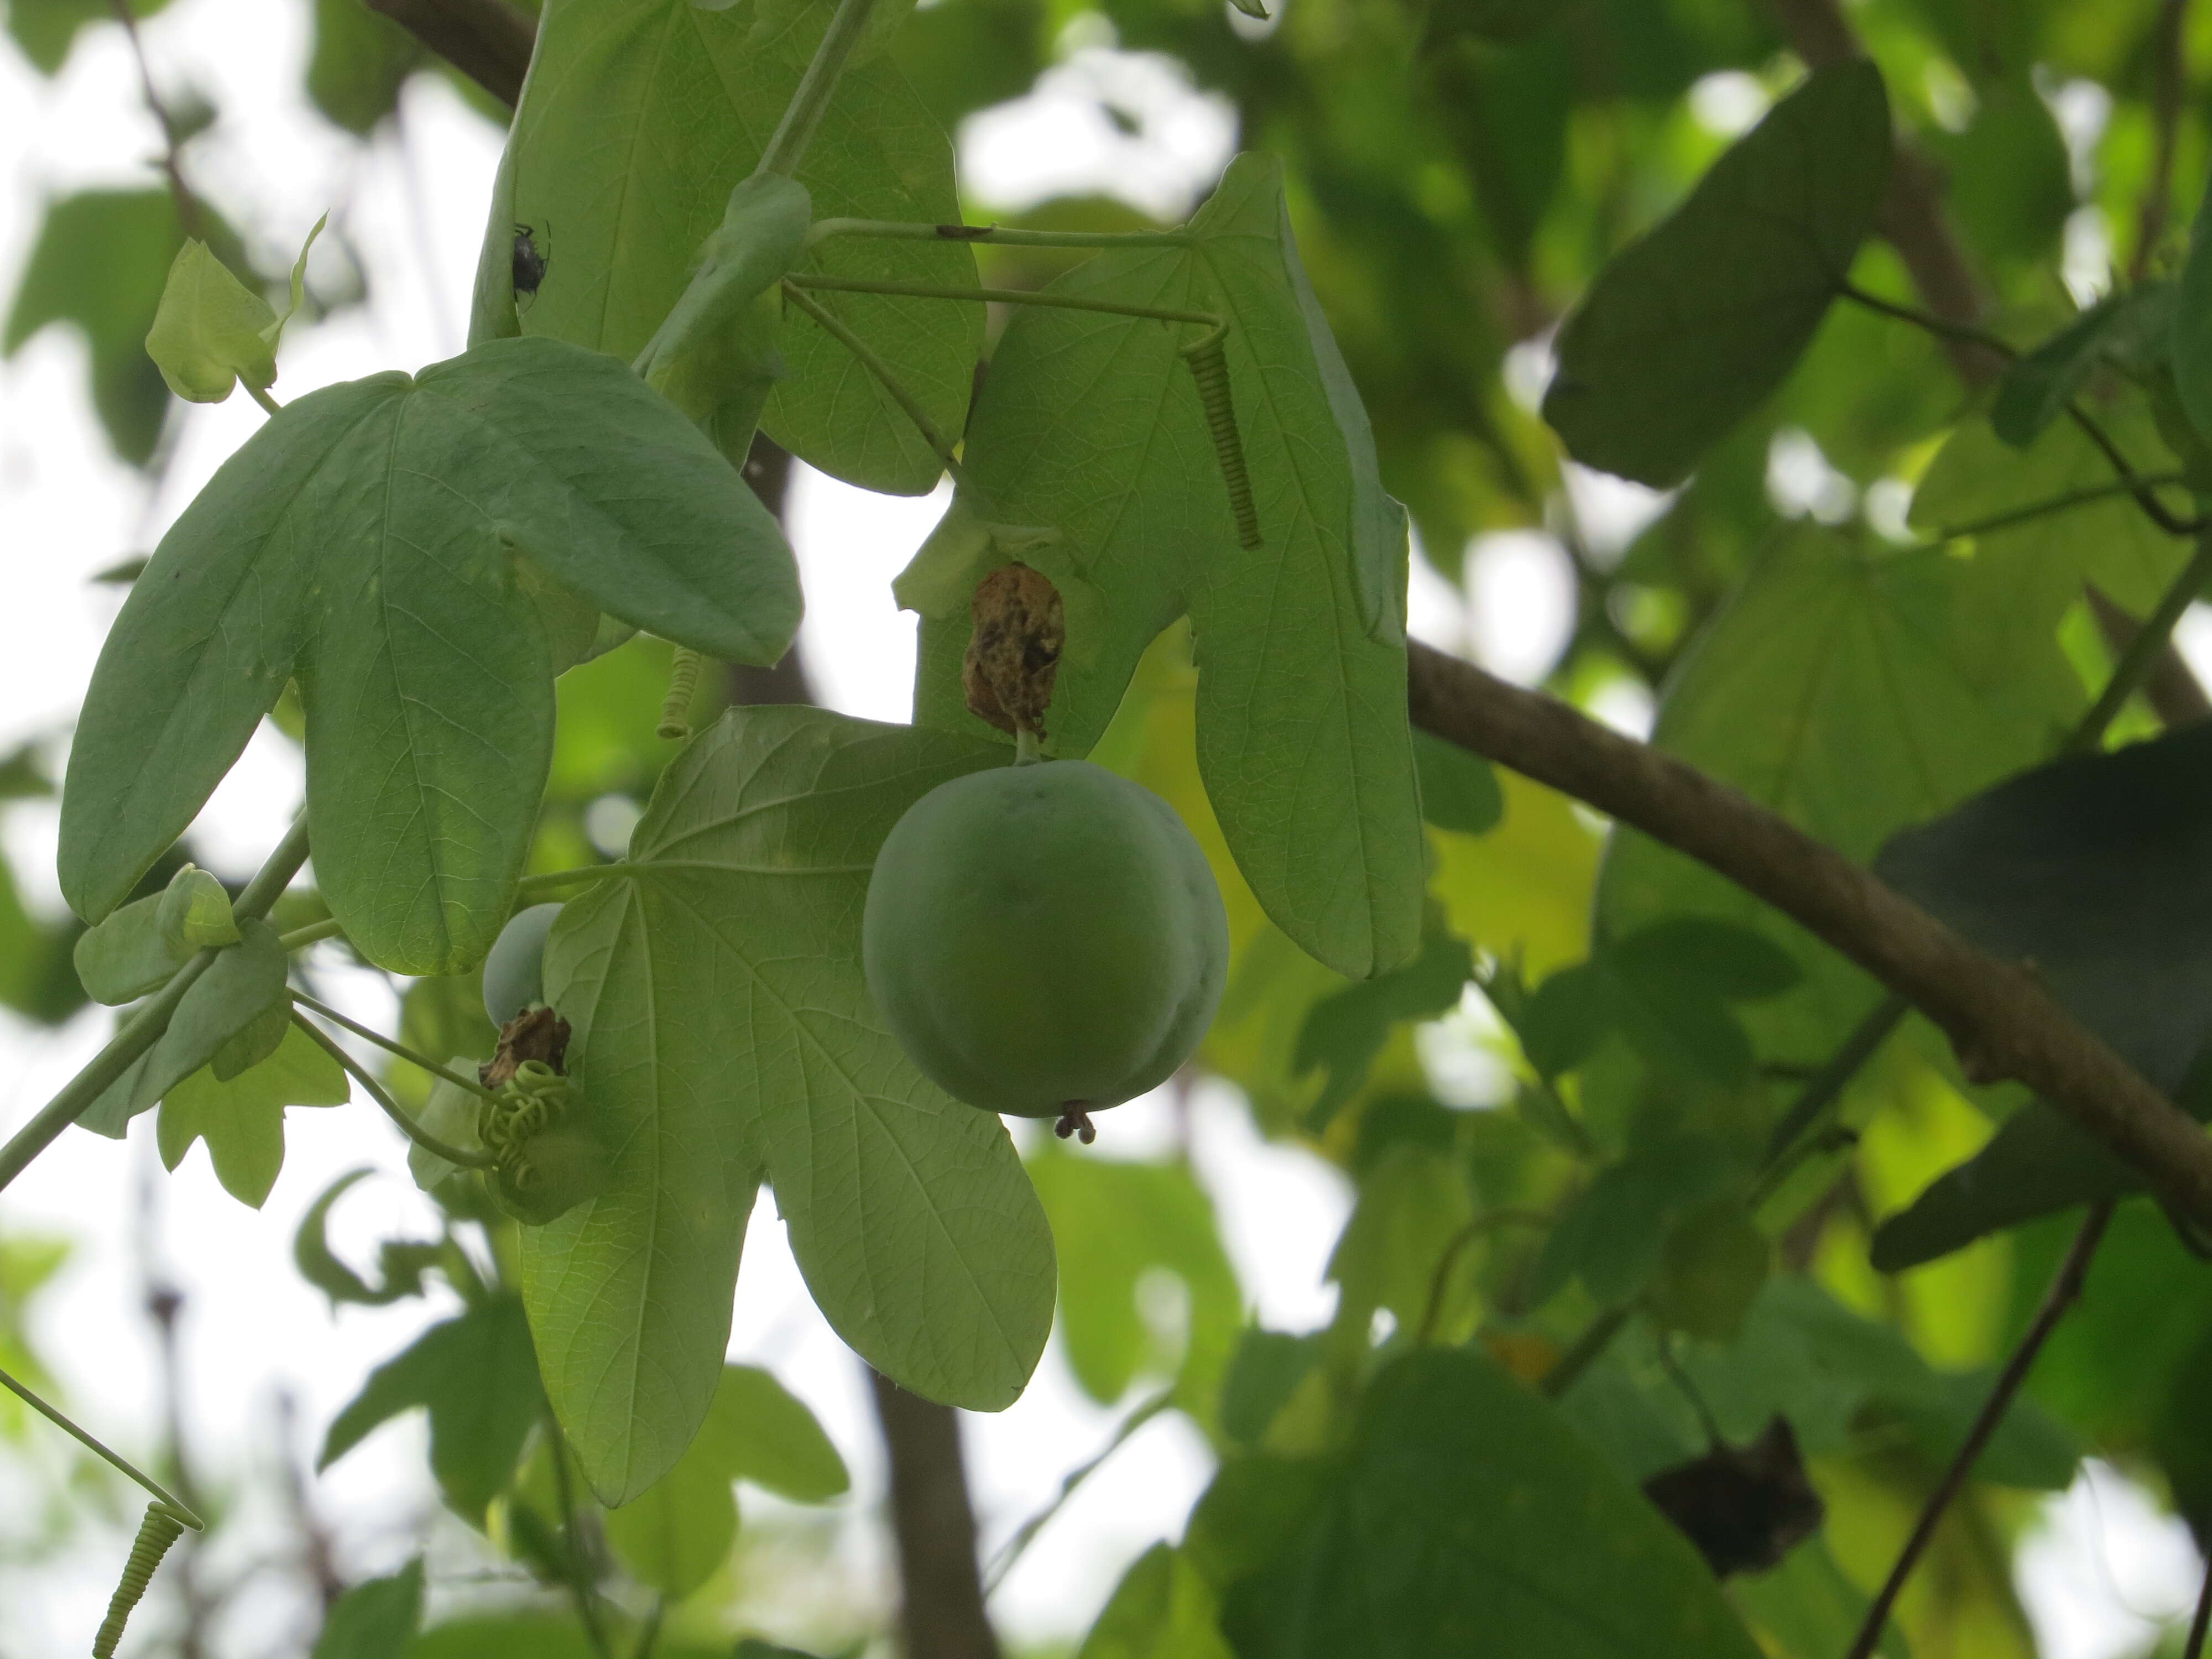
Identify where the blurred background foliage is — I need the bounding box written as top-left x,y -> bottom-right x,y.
7,0 -> 2212,1654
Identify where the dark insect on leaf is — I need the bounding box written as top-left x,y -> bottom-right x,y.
1641,1416 -> 1823,1578
512,222 -> 549,299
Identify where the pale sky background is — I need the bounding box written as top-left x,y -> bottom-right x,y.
0,3 -> 2203,1655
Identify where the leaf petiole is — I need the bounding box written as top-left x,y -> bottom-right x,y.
803,216 -> 1193,255
247,383 -> 281,417
784,270 -> 1217,329
781,280 -> 965,480
289,990 -> 504,1105
288,1013 -> 499,1170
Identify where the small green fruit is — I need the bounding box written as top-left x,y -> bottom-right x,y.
483,902 -> 564,1026
863,760 -> 1229,1124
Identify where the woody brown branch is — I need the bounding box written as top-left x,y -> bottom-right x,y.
361,0 -> 536,107
1406,641 -> 2212,1230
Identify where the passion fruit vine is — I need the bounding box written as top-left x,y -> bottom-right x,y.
862,759 -> 1229,1141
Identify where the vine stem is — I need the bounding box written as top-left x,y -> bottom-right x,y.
2186,1552 -> 2212,1659
1837,281 -> 2017,362
781,280 -> 964,481
107,0 -> 204,242
754,0 -> 881,180
1413,1209 -> 1550,1347
288,1013 -> 498,1170
0,812 -> 311,1194
1838,281 -> 2204,536
784,270 -> 1218,328
1921,471 -> 2189,546
0,1363 -> 203,1529
1841,1202 -> 2114,1659
545,1411 -> 616,1659
804,217 -> 1192,255
289,990 -> 503,1106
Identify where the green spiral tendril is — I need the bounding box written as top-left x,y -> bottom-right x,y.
94,1502 -> 189,1658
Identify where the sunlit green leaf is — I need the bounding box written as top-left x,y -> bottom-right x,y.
1030,1141 -> 1241,1409
156,1021 -> 347,1208
144,239 -> 279,401
60,337 -> 800,973
1080,1543 -> 1235,1659
321,1295 -> 542,1519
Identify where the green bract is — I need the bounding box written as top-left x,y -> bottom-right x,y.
862,759 -> 1229,1120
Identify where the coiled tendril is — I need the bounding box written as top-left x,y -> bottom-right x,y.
1180,326 -> 1261,550
94,1502 -> 189,1658
657,645 -> 703,742
479,1060 -> 574,1190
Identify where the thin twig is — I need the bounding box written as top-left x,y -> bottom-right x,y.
1922,471 -> 2190,546
1413,1210 -> 1549,1347
983,1390 -> 1172,1594
1842,1202 -> 2114,1659
1539,1303 -> 1632,1400
288,1014 -> 497,1170
2185,1553 -> 2212,1659
2067,400 -> 2203,535
0,1364 -> 203,1528
1837,281 -> 2017,362
2132,0 -> 2192,279
108,0 -> 204,241
362,0 -> 536,107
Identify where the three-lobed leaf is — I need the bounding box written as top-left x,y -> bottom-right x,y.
60,336 -> 800,973
910,153 -> 1425,979
321,1295 -> 543,1519
604,1363 -> 849,1597
157,1021 -> 348,1208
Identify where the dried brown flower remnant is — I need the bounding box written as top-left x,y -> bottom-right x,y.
481,1004 -> 571,1091
963,564 -> 1064,738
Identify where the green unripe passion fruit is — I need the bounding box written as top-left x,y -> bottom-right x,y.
862,759 -> 1229,1127
483,902 -> 564,1026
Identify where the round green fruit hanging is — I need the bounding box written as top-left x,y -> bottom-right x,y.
862,759 -> 1229,1141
